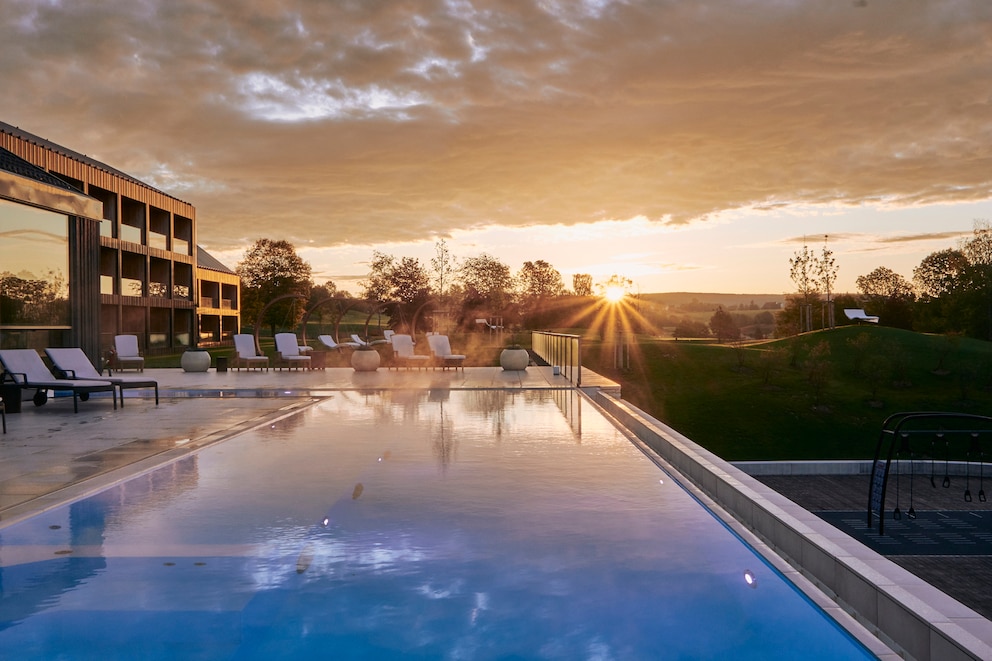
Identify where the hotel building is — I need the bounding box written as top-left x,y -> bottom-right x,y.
0,121 -> 239,364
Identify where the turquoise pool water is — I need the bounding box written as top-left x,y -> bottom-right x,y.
0,390 -> 874,659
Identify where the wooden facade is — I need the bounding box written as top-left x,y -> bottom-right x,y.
1,121 -> 237,356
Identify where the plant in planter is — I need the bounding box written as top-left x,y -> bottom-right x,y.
351,344 -> 381,372
499,332 -> 529,371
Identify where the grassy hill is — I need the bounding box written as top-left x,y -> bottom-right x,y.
582,326 -> 992,461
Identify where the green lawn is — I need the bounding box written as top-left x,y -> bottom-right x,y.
582,326 -> 992,461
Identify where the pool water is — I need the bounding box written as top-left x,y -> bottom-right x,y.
0,390 -> 875,659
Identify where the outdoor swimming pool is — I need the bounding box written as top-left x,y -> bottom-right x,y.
0,389 -> 876,659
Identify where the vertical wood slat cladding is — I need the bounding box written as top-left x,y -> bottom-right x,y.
0,130 -> 195,217
69,216 -> 102,364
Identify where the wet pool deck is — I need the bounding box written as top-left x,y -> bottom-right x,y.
0,366 -> 616,525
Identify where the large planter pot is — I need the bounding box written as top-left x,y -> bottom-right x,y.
351,348 -> 380,372
181,349 -> 212,373
500,348 -> 529,371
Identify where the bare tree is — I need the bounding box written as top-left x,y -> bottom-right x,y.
789,241 -> 820,332
573,273 -> 593,297
430,238 -> 457,304
815,236 -> 839,328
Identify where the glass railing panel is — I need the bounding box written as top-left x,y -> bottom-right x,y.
120,224 -> 142,244
148,232 -> 168,250
121,278 -> 143,297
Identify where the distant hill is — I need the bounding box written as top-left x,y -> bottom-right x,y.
640,292 -> 785,310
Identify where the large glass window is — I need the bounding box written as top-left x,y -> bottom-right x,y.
0,199 -> 70,329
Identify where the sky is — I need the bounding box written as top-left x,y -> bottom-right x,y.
2,0 -> 991,295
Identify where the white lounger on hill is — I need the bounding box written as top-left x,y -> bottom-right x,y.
844,308 -> 879,324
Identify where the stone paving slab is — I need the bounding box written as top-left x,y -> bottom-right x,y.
758,474 -> 992,623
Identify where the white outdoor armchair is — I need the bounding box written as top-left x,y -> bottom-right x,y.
274,333 -> 312,370
233,334 -> 269,371
427,334 -> 466,371
113,335 -> 145,371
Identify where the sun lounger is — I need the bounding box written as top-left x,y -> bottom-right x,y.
233,334 -> 269,371
351,333 -> 390,346
46,348 -> 158,406
427,334 -> 466,371
318,335 -> 360,351
274,333 -> 312,370
0,349 -> 117,413
844,308 -> 879,324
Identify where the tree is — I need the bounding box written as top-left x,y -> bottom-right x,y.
673,319 -> 710,340
361,251 -> 395,302
856,266 -> 915,330
460,253 -> 513,312
913,248 -> 967,300
856,266 -> 913,299
517,260 -> 565,302
572,273 -> 593,297
789,242 -> 820,332
391,257 -> 430,306
306,281 -> 341,330
960,222 -> 992,340
237,239 -> 312,336
709,306 -> 740,342
912,223 -> 992,338
430,238 -> 456,303
816,236 -> 839,328
359,252 -> 431,331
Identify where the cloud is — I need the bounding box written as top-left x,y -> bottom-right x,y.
2,0 -> 992,257
877,230 -> 973,244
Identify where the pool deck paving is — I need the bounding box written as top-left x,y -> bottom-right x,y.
755,473 -> 992,623
1,365 -> 988,658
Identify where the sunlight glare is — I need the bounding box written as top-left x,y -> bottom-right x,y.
604,285 -> 626,303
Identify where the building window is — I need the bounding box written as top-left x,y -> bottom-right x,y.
0,199 -> 70,330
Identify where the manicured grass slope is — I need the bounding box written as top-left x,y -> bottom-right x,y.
584,326 -> 992,461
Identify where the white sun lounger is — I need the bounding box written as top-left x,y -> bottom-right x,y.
844,308 -> 879,324
318,335 -> 360,351
46,348 -> 158,407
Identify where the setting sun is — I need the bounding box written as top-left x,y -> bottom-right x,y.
603,285 -> 626,303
